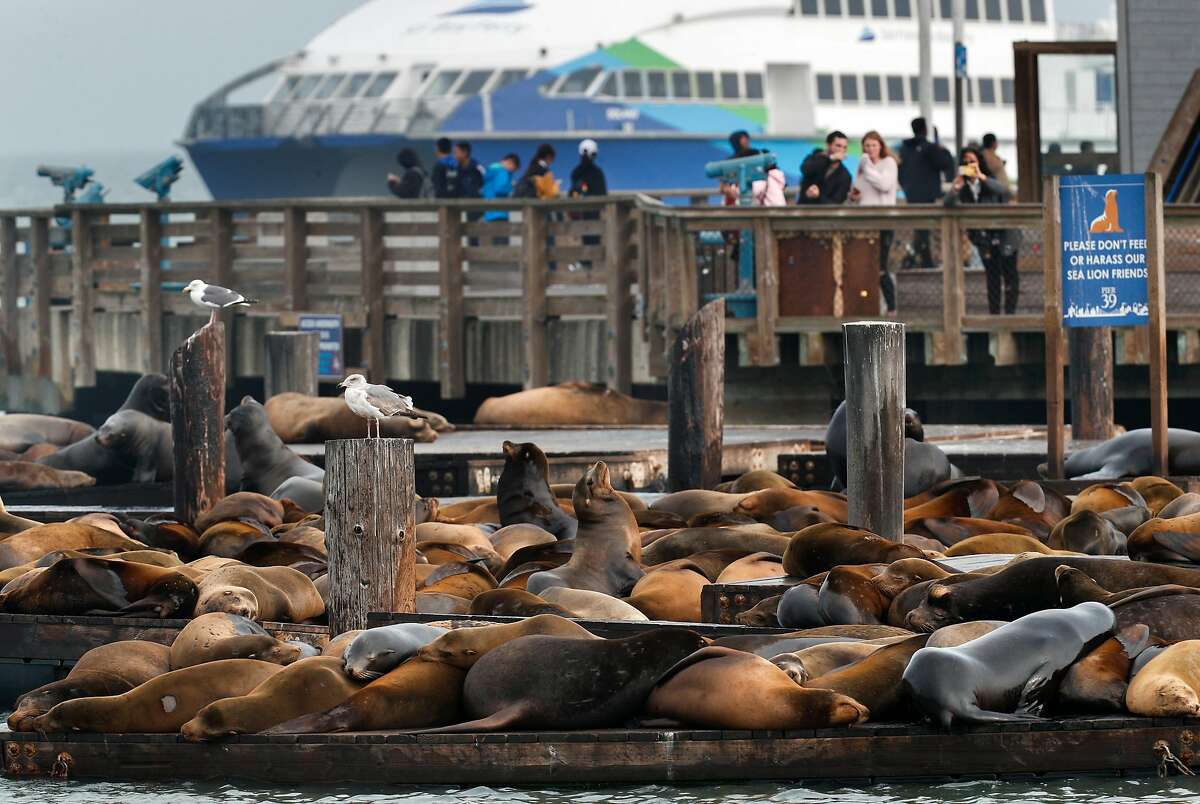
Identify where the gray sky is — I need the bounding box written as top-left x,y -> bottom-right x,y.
1,0 -> 1111,155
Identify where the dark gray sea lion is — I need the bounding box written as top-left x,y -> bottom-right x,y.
1047,510 -> 1127,555
825,401 -> 950,496
341,623 -> 448,681
0,413 -> 93,453
496,441 -> 577,539
271,476 -> 323,513
1058,428 -> 1200,479
226,396 -> 324,495
902,602 -> 1115,727
776,581 -> 828,628
120,373 -> 172,420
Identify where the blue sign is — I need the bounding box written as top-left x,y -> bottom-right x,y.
1059,174 -> 1149,327
954,43 -> 967,79
297,314 -> 344,378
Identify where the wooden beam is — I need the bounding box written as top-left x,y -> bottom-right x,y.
437,207 -> 465,399
70,209 -> 96,387
0,216 -> 18,375
138,210 -> 164,375
748,218 -> 780,366
264,331 -> 319,398
932,214 -> 966,365
1043,175 -> 1065,479
1068,327 -> 1113,440
210,209 -> 235,385
170,320 -> 226,524
604,202 -> 633,394
668,299 -> 725,491
360,207 -> 386,383
284,207 -> 307,311
1146,171 -> 1169,476
522,207 -> 549,389
29,217 -> 51,379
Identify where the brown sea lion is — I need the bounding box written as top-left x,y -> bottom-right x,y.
783,523 -> 924,578
735,594 -> 782,627
623,566 -> 708,622
197,519 -> 272,558
7,640 -> 171,731
642,526 -> 790,566
549,483 -> 646,511
194,564 -> 325,622
468,588 -> 573,617
526,462 -> 642,597
908,516 -> 1033,547
487,523 -> 557,559
902,478 -> 1000,525
275,525 -> 326,554
1057,624 -> 1150,713
417,522 -> 495,552
473,381 -> 667,426
0,496 -> 40,536
1072,482 -> 1146,515
943,532 -> 1074,556
20,442 -> 60,461
735,488 -> 849,523
1125,640 -> 1200,716
926,620 -> 1006,648
646,646 -> 868,729
715,552 -> 784,583
1128,511 -> 1200,562
765,505 -> 837,532
169,612 -> 301,669
687,512 -> 761,528
30,659 -> 284,733
195,492 -> 284,532
0,523 -> 146,570
539,586 -> 646,620
676,549 -> 758,582
0,413 -> 93,453
1158,493 -> 1200,519
0,556 -> 197,617
415,592 -> 471,614
805,633 -> 931,718
717,469 -> 797,494
115,513 -> 201,557
181,656 -> 363,741
1130,476 -> 1184,516
418,541 -> 504,578
0,461 -> 95,492
496,442 -> 577,539
417,613 -> 599,669
265,657 -> 466,733
265,392 -> 440,443
873,558 -> 955,599
816,564 -> 890,625
648,489 -> 752,520
769,643 -> 881,683
634,509 -> 688,530
416,561 -> 498,600
1048,510 -> 1127,555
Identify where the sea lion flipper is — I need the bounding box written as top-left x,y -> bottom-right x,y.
71,559 -> 135,613
419,703 -> 529,734
1151,531 -> 1200,562
1115,623 -> 1152,658
1016,672 -> 1052,715
653,646 -> 744,688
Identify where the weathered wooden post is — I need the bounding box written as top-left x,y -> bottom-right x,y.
843,321 -> 905,541
263,331 -> 319,399
668,298 -> 725,492
170,321 -> 226,523
325,438 -> 416,634
1069,328 -> 1114,440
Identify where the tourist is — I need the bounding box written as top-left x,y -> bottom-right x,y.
981,133 -> 1012,193
944,147 -> 1019,315
569,139 -> 607,198
751,154 -> 787,207
385,148 -> 431,199
430,137 -> 458,199
482,153 -> 521,222
799,131 -> 851,205
514,143 -> 559,198
850,130 -> 900,314
898,118 -> 955,268
454,142 -> 484,200
729,129 -> 754,157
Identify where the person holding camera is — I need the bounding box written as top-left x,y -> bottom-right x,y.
944,147 -> 1019,315
849,130 -> 900,314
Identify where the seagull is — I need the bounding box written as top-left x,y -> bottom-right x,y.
339,374 -> 423,439
182,279 -> 258,325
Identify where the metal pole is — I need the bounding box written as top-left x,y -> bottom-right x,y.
953,0 -> 965,154
918,0 -> 934,127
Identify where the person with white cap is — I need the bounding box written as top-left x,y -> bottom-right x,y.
569,139 -> 608,198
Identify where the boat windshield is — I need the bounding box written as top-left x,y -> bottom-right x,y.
364,72 -> 398,98
338,73 -> 372,98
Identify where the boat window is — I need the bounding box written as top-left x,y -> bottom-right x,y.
939,0 -> 951,18
817,73 -> 835,101
848,0 -> 865,16
671,71 -> 693,98
338,73 -> 371,98
824,0 -> 842,14
623,70 -> 644,98
870,0 -> 888,16
1000,77 -> 1015,104
1096,71 -> 1115,106
560,66 -> 602,94
840,74 -> 858,102
597,72 -> 619,97
364,71 -> 398,98
314,74 -> 346,100
291,75 -> 323,101
966,0 -> 980,19
978,77 -> 996,104
965,78 -> 973,103
886,75 -> 905,102
458,70 -> 493,95
1029,0 -> 1046,22
424,70 -> 461,96
720,72 -> 741,99
984,0 -> 1001,20
276,76 -> 300,101
494,69 -> 528,91
1007,0 -> 1023,21
696,72 -> 716,98
909,76 -> 920,101
647,71 -> 668,98
800,0 -> 819,13
893,0 -> 911,16
863,75 -> 882,102
745,72 -> 764,100
933,77 -> 950,103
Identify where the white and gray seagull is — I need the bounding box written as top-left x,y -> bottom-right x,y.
339,374 -> 423,439
182,279 -> 259,325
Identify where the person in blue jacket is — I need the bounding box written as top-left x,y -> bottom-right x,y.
481,153 -> 521,222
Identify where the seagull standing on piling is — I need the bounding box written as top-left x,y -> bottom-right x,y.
339,373 -> 422,439
182,279 -> 259,325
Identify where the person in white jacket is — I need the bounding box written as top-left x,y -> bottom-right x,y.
850,130 -> 900,314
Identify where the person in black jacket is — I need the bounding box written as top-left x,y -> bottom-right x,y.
430,137 -> 457,199
799,131 -> 851,205
898,117 -> 955,268
569,139 -> 607,198
944,147 -> 1019,315
386,148 -> 430,199
453,141 -> 484,199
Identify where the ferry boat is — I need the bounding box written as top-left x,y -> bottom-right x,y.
182,0 -> 1084,199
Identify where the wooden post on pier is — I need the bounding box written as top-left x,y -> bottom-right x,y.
1068,328 -> 1114,440
263,331 -> 319,399
0,216 -> 19,376
668,299 -> 725,492
325,438 -> 416,634
843,321 -> 905,541
170,321 -> 226,524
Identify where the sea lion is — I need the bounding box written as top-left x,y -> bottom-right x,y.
29,659 -> 284,733
902,478 -> 1001,526
1057,624 -> 1150,713
226,396 -> 325,496
735,594 -> 782,627
1055,566 -> 1200,642
826,401 -> 950,496
641,526 -> 790,566
194,564 -> 324,622
539,586 -> 647,620
114,513 -> 201,558
417,560 -> 497,599
1125,640 -> 1200,716
765,505 -> 837,532
473,381 -> 667,426
416,592 -> 471,614
902,602 -> 1115,726
735,488 -> 849,523
770,643 -> 881,683
1059,428 -> 1200,480
270,477 -> 323,513
417,613 -> 598,669
943,533 -> 1072,556
0,461 -> 95,492
926,620 -> 1006,648
1130,476 -> 1183,516
646,646 -> 868,729
635,509 -> 688,530
119,373 -> 173,421
1127,511 -> 1200,562
0,496 -> 40,536
873,558 -> 955,598
430,629 -> 708,732
7,640 -> 171,731
195,492 -> 285,532
495,442 -> 577,539
321,630 -> 363,659
0,556 -> 197,617
0,523 -> 146,570
181,656 -> 364,741
717,469 -> 797,494
805,634 -> 931,719
987,480 -> 1071,539
909,517 -> 1033,547
1048,509 -> 1127,555
341,623 -> 448,681
1158,493 -> 1200,519
419,541 -> 504,578
417,522 -> 495,552
526,462 -> 642,597
265,392 -> 439,443
549,483 -> 646,511
197,519 -> 272,558
783,523 -> 924,578
1072,482 -> 1146,516
0,413 -> 93,453
777,577 -> 828,629
623,566 -> 708,622
93,409 -> 174,483
714,552 -> 784,583
467,588 -> 573,617
265,657 -> 466,733
169,612 -> 300,669
487,523 -> 557,560
815,564 -> 889,625
648,489 -> 751,520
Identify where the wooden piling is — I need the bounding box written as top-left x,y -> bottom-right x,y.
30,217 -> 51,379
325,438 -> 416,634
138,209 -> 164,375
263,331 -> 319,399
360,207 -> 386,383
1068,327 -> 1114,440
522,207 -> 549,389
842,321 -> 905,541
170,321 -> 226,524
668,298 -> 725,492
0,216 -> 18,376
70,209 -> 96,388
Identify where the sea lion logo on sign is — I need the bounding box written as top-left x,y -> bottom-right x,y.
1059,175 -> 1149,328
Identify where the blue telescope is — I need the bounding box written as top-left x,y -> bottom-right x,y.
36,165 -> 95,204
704,151 -> 777,207
135,155 -> 184,201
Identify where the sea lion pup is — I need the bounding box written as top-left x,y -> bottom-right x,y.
265,657 -> 467,734
804,634 -> 931,719
417,613 -> 599,669
426,629 -> 709,733
526,462 -> 642,597
194,564 -> 325,623
7,640 -> 171,731
1126,640 -> 1200,716
1057,624 -> 1151,713
623,565 -> 709,622
474,381 -> 667,426
0,522 -> 146,570
181,656 -> 365,741
29,659 -> 284,734
0,556 -> 198,618
195,492 -> 285,532
468,588 -> 573,617
783,523 -> 924,578
169,612 -> 301,670
1048,510 -> 1127,555
770,643 -> 882,684
901,602 -> 1115,727
496,442 -> 577,539
539,586 -> 648,621
646,646 -> 868,729
341,623 -> 448,681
